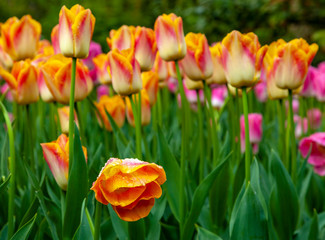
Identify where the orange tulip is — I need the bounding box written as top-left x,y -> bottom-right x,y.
0,42 -> 13,70
0,60 -> 39,104
106,25 -> 135,51
58,4 -> 96,58
93,53 -> 111,84
179,33 -> 213,81
263,38 -> 318,90
51,24 -> 60,54
152,51 -> 168,82
142,71 -> 159,105
91,158 -> 166,221
1,15 -> 41,61
108,48 -> 142,96
94,95 -> 126,131
221,30 -> 263,88
154,13 -> 186,61
41,134 -> 87,190
126,90 -> 151,127
206,42 -> 227,85
57,106 -> 79,134
41,54 -> 93,104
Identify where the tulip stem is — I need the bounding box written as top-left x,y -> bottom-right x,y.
157,90 -> 163,126
94,201 -> 102,240
130,95 -> 142,159
68,57 -> 77,172
242,87 -> 251,187
0,101 -> 16,239
197,91 -> 205,182
278,100 -> 286,164
288,90 -> 297,182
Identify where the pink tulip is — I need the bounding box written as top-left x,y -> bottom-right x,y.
254,81 -> 267,102
211,85 -> 228,109
294,115 -> 308,139
97,85 -> 110,100
314,67 -> 325,102
285,98 -> 299,115
299,132 -> 325,176
1,83 -> 13,101
82,41 -> 102,69
240,113 -> 263,154
300,66 -> 317,97
167,77 -> 178,93
307,108 -> 322,130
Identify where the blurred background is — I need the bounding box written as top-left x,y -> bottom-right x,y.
0,0 -> 324,63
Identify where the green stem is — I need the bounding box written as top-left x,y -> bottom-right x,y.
242,87 -> 251,187
130,95 -> 141,159
68,57 -> 77,173
94,201 -> 102,240
0,101 -> 15,239
288,90 -> 297,182
277,100 -> 285,164
85,207 -> 95,237
197,91 -> 204,182
157,90 -> 163,126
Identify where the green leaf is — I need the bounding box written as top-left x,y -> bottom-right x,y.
196,226 -> 223,240
308,210 -> 319,240
72,199 -> 93,240
108,205 -> 128,240
230,183 -> 268,240
182,152 -> 231,240
157,127 -> 180,222
296,209 -> 319,240
146,194 -> 167,240
10,213 -> 37,240
0,174 -> 10,194
63,125 -> 89,239
18,197 -> 39,228
269,150 -> 299,240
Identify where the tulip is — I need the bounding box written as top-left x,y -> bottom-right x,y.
0,83 -> 13,101
108,48 -> 142,96
314,67 -> 325,102
142,71 -> 159,105
93,53 -> 111,85
134,27 -> 157,71
37,69 -> 54,102
94,95 -> 126,131
300,66 -> 317,97
1,15 -> 41,61
91,158 -> 166,221
41,134 -> 87,190
154,13 -> 186,61
0,43 -> 13,70
221,30 -> 262,88
285,98 -> 300,115
152,52 -> 168,82
0,60 -> 39,104
82,41 -> 102,69
58,4 -> 96,58
167,77 -> 178,93
57,106 -> 79,134
293,115 -> 308,139
51,24 -> 60,54
106,25 -> 135,51
125,90 -> 151,127
263,39 -> 318,90
178,80 -> 204,111
97,85 -> 110,100
254,81 -> 267,102
211,85 -> 228,109
179,33 -> 213,80
41,54 -> 93,104
307,108 -> 322,130
206,42 -> 227,85
184,75 -> 204,90
240,113 -> 263,154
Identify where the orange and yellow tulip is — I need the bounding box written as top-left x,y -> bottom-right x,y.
93,53 -> 111,84
57,106 -> 79,134
154,13 -> 186,61
41,54 -> 93,104
0,43 -> 13,71
58,4 -> 95,58
126,90 -> 151,127
94,95 -> 126,131
0,60 -> 39,104
51,24 -> 60,54
152,51 -> 168,82
179,33 -> 213,81
142,71 -> 159,105
1,15 -> 41,61
41,134 -> 87,190
106,25 -> 135,51
91,158 -> 166,221
206,43 -> 227,85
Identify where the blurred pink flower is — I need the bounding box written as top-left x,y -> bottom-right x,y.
285,98 -> 299,115
82,41 -> 102,69
240,113 -> 263,154
254,81 -> 267,102
299,132 -> 325,176
294,115 -> 308,139
300,66 -> 317,97
1,83 -> 13,101
314,66 -> 325,102
211,85 -> 228,109
97,85 -> 110,101
307,108 -> 322,130
167,77 -> 178,93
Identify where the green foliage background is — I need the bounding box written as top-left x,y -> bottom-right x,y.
0,0 -> 324,63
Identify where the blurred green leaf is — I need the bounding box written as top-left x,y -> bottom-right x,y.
72,199 -> 93,240
195,225 -> 223,240
11,213 -> 37,240
0,174 -> 10,195
108,205 -> 128,240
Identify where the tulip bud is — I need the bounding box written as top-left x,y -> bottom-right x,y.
58,106 -> 79,134
142,71 -> 159,105
107,25 -> 135,51
93,54 -> 111,85
206,43 -> 227,85
152,51 -> 168,82
184,75 -> 204,90
51,25 -> 61,54
240,113 -> 263,154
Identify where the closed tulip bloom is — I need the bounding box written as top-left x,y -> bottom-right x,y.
264,39 -> 318,90
1,83 -> 13,101
264,61 -> 288,100
134,27 -> 157,71
314,68 -> 325,102
108,48 -> 142,96
1,15 -> 41,61
184,75 -> 204,90
126,90 -> 151,127
221,30 -> 262,88
97,85 -> 110,100
0,60 -> 39,104
300,66 -> 317,97
0,43 -> 13,70
293,115 -> 308,139
211,85 -> 228,109
51,24 -> 60,54
91,158 -> 166,221
93,53 -> 111,84
41,134 -> 87,190
41,54 -> 93,104
240,113 -> 263,154
37,69 -> 54,102
254,81 -> 267,102
142,71 -> 159,105
154,13 -> 186,61
59,4 -> 96,58
58,106 -> 79,134
152,52 -> 168,82
94,95 -> 126,131
106,25 -> 135,51
307,108 -> 322,130
207,42 -> 227,85
179,33 -> 213,80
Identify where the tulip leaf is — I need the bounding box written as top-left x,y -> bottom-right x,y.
146,194 -> 167,240
157,127 -> 180,222
296,209 -> 319,240
108,204 -> 128,240
11,213 -> 37,240
0,174 -> 10,195
18,197 -> 39,229
63,124 -> 89,239
195,226 -> 223,240
230,183 -> 268,240
72,199 -> 93,240
182,152 -> 231,240
269,150 -> 299,240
